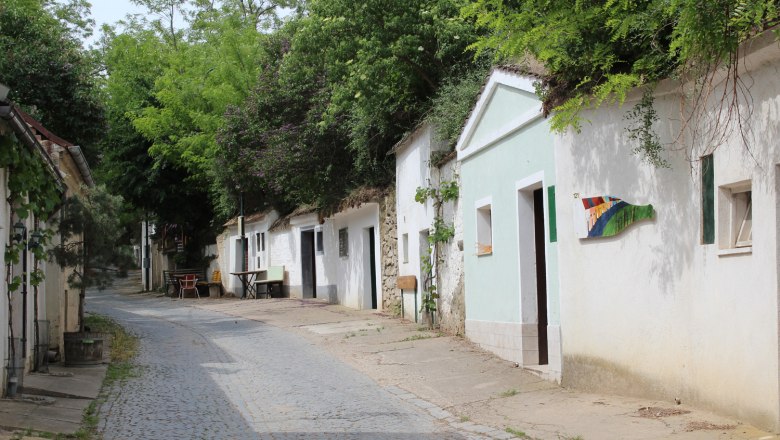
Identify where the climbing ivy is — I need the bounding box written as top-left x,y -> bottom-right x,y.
625,88 -> 669,168
415,177 -> 459,324
0,135 -> 61,293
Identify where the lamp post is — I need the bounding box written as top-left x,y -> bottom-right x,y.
237,188 -> 246,298
12,222 -> 40,360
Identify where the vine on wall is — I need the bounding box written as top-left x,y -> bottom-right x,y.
0,135 -> 60,291
415,177 -> 458,325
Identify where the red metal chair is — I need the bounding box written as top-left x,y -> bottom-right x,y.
179,274 -> 199,299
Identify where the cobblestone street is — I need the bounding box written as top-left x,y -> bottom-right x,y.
88,290 -> 482,440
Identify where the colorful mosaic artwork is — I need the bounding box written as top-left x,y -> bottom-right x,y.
575,195 -> 655,238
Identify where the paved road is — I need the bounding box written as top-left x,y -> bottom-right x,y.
88,290 -> 479,440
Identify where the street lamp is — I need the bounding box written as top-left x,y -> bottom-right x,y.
13,221 -> 25,244
11,221 -> 29,359
236,185 -> 246,298
29,230 -> 42,250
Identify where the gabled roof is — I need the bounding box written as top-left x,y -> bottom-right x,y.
223,209 -> 273,227
455,66 -> 544,162
16,107 -> 94,187
0,102 -> 65,191
269,205 -> 318,232
388,121 -> 430,156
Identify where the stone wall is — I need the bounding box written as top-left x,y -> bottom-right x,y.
433,158 -> 465,336
379,189 -> 399,314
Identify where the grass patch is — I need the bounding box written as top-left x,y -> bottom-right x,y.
84,313 -> 140,386
505,427 -> 529,438
459,415 -> 470,422
401,334 -> 433,342
500,388 -> 519,397
76,313 -> 140,438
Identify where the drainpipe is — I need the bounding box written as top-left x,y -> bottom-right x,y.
21,230 -> 27,360
144,215 -> 150,291
239,191 -> 246,298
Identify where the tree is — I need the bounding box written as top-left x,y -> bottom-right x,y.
0,0 -> 105,164
52,186 -> 134,332
282,0 -> 480,180
463,0 -> 780,141
216,31 -> 355,213
98,21 -> 219,263
213,0 -> 485,215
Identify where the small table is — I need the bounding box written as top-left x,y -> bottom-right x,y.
230,270 -> 267,299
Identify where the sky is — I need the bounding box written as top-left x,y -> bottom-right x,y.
83,0 -> 187,46
90,0 -> 145,28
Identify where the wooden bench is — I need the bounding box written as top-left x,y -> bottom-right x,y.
254,266 -> 284,298
163,268 -> 208,297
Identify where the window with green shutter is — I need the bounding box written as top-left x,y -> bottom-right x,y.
547,185 -> 557,243
701,154 -> 715,244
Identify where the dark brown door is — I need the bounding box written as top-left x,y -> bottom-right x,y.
368,227 -> 378,309
533,188 -> 549,365
301,230 -> 316,298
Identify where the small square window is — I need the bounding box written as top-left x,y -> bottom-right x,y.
718,181 -> 752,251
315,227 -> 324,255
476,204 -> 493,255
401,233 -> 409,263
338,228 -> 348,257
734,191 -> 752,247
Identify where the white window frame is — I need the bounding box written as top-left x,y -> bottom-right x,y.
718,180 -> 752,254
315,226 -> 324,255
401,233 -> 409,263
475,197 -> 493,256
338,227 -> 348,258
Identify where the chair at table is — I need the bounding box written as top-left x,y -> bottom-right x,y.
179,274 -> 199,299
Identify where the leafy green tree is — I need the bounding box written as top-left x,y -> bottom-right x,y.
0,0 -> 105,163
97,26 -> 217,262
463,0 -> 780,135
283,0 -> 480,180
216,30 -> 354,213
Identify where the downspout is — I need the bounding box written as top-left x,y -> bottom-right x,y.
144,214 -> 150,291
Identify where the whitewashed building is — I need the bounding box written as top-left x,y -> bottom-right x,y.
456,68 -> 563,382
0,99 -> 68,394
392,123 -> 464,332
220,210 -> 280,296
218,199 -> 384,311
554,32 -> 780,431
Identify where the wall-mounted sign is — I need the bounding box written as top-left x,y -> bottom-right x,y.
574,195 -> 655,238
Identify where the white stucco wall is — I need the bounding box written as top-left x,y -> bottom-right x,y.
222,211 -> 280,296
321,204 -> 382,310
555,38 -> 780,430
395,124 -> 437,321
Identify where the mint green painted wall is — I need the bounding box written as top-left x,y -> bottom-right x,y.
469,85 -> 539,149
462,116 -> 559,325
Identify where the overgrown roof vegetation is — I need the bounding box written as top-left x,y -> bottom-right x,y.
3,0 -> 776,265
464,0 -> 780,134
